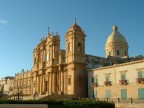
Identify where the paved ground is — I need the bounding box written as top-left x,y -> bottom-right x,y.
9,94 -> 47,100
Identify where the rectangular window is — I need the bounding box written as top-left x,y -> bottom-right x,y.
117,50 -> 120,56
125,51 -> 127,56
94,77 -> 98,83
106,75 -> 110,82
92,77 -> 94,83
138,71 -> 143,78
121,73 -> 126,80
105,90 -> 111,98
93,90 -> 97,98
138,88 -> 144,99
121,89 -> 127,99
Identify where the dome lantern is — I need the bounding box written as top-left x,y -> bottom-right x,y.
113,25 -> 118,33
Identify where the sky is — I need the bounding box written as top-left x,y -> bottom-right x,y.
0,0 -> 144,78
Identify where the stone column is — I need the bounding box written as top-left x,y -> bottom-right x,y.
45,73 -> 50,94
52,72 -> 55,93
36,75 -> 38,93
39,75 -> 43,95
38,75 -> 40,94
58,70 -> 61,94
63,71 -> 66,94
60,71 -> 63,93
35,76 -> 37,92
63,71 -> 65,93
42,75 -> 45,94
30,77 -> 32,94
49,72 -> 52,94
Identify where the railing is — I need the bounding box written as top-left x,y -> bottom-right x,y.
104,81 -> 111,86
136,78 -> 144,83
119,80 -> 128,85
87,98 -> 144,104
91,83 -> 98,87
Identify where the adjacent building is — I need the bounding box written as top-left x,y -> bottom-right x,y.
0,76 -> 14,95
88,59 -> 144,99
88,25 -> 144,99
13,69 -> 32,95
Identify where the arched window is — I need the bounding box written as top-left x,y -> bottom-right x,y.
125,51 -> 127,56
78,42 -> 81,51
46,50 -> 50,61
117,50 -> 120,56
68,43 -> 71,52
68,77 -> 71,85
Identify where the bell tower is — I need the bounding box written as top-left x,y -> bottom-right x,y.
65,20 -> 86,97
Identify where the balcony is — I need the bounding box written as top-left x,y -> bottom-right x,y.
91,83 -> 98,87
104,81 -> 111,86
136,78 -> 144,84
119,80 -> 128,85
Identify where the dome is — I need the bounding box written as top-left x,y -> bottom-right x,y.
105,25 -> 129,58
68,20 -> 82,32
106,25 -> 128,46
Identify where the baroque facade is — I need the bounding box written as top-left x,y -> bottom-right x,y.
14,21 -> 94,97
31,21 -> 87,97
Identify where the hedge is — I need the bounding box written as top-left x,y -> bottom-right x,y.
0,100 -> 115,108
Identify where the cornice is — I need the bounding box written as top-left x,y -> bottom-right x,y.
89,59 -> 144,72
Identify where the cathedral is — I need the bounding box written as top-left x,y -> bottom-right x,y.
13,21 -> 144,99
14,21 -> 88,97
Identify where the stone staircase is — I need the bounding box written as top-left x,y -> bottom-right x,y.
9,94 -> 47,100
39,94 -> 74,100
9,94 -> 74,100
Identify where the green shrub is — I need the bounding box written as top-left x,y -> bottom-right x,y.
0,99 -> 115,108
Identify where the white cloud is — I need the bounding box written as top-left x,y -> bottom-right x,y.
0,19 -> 8,24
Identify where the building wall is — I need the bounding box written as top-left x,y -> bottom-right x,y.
0,77 -> 14,95
13,70 -> 32,96
88,60 -> 144,99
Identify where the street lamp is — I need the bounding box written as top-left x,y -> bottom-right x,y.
14,86 -> 22,100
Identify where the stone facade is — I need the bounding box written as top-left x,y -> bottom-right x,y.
31,21 -> 87,97
88,60 -> 144,99
13,69 -> 32,95
0,76 -> 14,95
13,21 -> 90,97
105,25 -> 128,58
12,22 -> 144,100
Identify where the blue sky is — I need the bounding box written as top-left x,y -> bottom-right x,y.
0,0 -> 144,78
